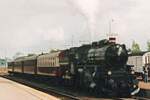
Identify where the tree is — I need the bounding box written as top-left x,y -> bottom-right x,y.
147,40 -> 150,51
131,41 -> 141,53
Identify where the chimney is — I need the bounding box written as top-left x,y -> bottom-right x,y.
109,36 -> 116,44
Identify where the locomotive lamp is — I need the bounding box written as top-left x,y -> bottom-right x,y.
133,85 -> 136,88
131,70 -> 135,74
108,71 -> 112,75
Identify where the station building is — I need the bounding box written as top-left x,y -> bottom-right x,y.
0,59 -> 7,67
127,51 -> 150,76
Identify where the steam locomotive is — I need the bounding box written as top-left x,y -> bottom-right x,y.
8,39 -> 140,97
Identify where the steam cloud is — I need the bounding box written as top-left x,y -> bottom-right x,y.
43,27 -> 65,41
69,0 -> 100,42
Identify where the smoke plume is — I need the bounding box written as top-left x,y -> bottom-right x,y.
69,0 -> 100,42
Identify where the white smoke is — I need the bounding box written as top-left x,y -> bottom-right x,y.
69,0 -> 100,42
43,27 -> 65,41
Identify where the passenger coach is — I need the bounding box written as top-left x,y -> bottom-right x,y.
8,54 -> 38,74
37,51 -> 61,76
8,50 -> 70,78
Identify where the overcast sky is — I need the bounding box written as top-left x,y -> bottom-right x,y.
0,0 -> 150,58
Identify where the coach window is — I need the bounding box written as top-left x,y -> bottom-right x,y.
147,56 -> 148,64
56,58 -> 57,65
49,61 -> 51,66
48,58 -> 50,66
40,59 -> 42,65
49,58 -> 51,64
45,57 -> 46,65
148,56 -> 149,64
44,58 -> 46,66
41,58 -> 43,64
43,58 -> 44,65
54,58 -> 55,65
51,57 -> 53,66
47,58 -> 49,65
55,58 -> 57,66
45,59 -> 47,66
148,56 -> 150,64
145,57 -> 147,64
55,59 -> 57,66
46,57 -> 48,66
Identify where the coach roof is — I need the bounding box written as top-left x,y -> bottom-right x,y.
14,54 -> 37,62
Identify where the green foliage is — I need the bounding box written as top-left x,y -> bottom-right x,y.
147,41 -> 150,51
50,49 -> 59,53
28,54 -> 36,56
131,41 -> 141,53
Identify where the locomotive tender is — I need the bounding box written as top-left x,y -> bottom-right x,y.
8,39 -> 140,96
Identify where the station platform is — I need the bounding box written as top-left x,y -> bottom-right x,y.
139,81 -> 150,90
0,77 -> 59,100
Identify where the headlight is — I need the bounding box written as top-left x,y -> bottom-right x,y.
133,85 -> 136,88
78,68 -> 83,72
108,71 -> 112,75
131,71 -> 135,74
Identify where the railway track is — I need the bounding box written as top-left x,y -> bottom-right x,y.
131,96 -> 150,100
1,75 -> 150,100
1,75 -> 80,100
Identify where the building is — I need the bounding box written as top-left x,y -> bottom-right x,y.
0,59 -> 7,67
127,51 -> 150,76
